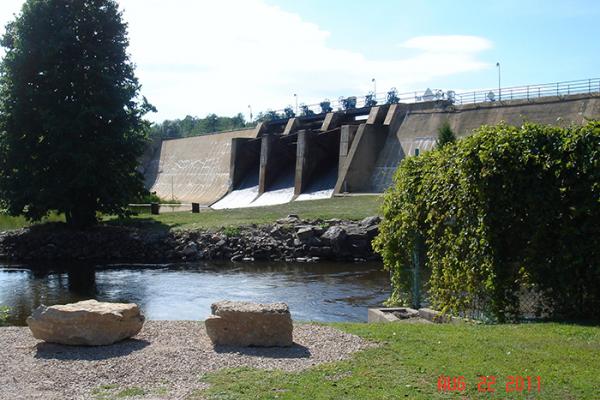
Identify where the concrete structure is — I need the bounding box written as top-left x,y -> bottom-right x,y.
143,128 -> 258,204
142,92 -> 600,208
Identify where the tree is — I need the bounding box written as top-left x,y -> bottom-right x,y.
436,121 -> 456,148
0,0 -> 154,227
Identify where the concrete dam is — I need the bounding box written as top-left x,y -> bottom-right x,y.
142,91 -> 600,208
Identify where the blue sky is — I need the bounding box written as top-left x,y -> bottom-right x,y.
0,0 -> 598,121
275,0 -> 600,89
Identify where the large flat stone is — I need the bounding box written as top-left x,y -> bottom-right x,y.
205,300 -> 293,347
27,300 -> 145,346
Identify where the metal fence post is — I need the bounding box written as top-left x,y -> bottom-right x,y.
411,146 -> 422,309
412,234 -> 422,309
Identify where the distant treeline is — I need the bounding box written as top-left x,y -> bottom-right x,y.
149,113 -> 252,139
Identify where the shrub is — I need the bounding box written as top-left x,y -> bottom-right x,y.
436,121 -> 456,148
373,122 -> 600,322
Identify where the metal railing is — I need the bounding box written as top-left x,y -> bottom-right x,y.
261,78 -> 600,120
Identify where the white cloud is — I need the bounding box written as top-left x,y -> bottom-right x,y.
0,1 -> 493,122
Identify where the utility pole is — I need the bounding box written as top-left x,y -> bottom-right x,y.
248,104 -> 252,123
372,78 -> 376,96
294,93 -> 298,115
496,62 -> 501,101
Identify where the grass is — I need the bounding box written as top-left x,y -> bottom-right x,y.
0,196 -> 382,232
109,195 -> 382,231
195,322 -> 599,400
0,212 -> 64,231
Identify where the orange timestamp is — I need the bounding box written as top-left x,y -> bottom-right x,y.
437,374 -> 542,393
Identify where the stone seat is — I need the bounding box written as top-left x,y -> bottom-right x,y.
27,299 -> 145,346
205,300 -> 293,347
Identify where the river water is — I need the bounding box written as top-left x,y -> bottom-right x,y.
0,261 -> 390,326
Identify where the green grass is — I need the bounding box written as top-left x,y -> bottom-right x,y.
0,196 -> 382,232
0,212 -> 64,231
197,322 -> 599,400
110,195 -> 382,231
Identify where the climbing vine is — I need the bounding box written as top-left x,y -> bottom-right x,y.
373,121 -> 600,322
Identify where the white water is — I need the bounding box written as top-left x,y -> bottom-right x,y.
211,173 -> 259,209
295,164 -> 337,202
251,168 -> 295,207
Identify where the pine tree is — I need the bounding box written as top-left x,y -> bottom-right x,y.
436,121 -> 456,148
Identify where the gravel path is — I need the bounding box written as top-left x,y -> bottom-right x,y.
0,321 -> 373,400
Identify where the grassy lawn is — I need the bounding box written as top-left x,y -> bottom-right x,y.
0,196 -> 382,232
0,213 -> 64,231
196,322 -> 599,400
109,195 -> 382,231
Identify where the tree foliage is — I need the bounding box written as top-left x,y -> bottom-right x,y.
374,122 -> 600,322
436,121 -> 456,148
150,113 -> 248,139
0,0 -> 154,227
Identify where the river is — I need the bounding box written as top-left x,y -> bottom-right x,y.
0,261 -> 390,325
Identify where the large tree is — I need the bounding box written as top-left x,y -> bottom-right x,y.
0,0 -> 154,227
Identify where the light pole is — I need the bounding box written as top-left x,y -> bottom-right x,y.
371,78 -> 376,95
496,62 -> 501,101
247,104 -> 252,123
293,93 -> 298,115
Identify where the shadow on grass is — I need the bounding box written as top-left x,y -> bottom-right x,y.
213,343 -> 311,359
103,216 -> 181,233
34,338 -> 150,361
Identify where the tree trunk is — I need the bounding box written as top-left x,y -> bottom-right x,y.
66,206 -> 97,228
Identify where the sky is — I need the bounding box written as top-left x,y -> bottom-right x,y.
0,0 -> 599,122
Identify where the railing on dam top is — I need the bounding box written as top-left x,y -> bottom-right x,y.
452,78 -> 600,105
263,77 -> 600,121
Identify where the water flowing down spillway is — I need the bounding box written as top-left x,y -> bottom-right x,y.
295,164 -> 337,201
251,167 -> 295,207
211,172 -> 259,209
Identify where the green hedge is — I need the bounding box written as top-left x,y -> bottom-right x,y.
373,122 -> 600,322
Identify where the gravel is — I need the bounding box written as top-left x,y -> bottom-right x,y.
0,321 -> 373,399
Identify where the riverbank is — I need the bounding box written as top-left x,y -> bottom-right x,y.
0,321 -> 596,399
0,214 -> 382,263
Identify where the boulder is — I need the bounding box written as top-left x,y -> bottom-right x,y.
27,300 -> 145,346
295,226 -> 315,242
276,214 -> 300,224
360,216 -> 381,227
205,300 -> 293,347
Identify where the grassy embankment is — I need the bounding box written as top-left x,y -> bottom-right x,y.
189,322 -> 598,400
0,196 -> 382,232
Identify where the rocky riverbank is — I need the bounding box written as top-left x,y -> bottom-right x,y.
0,215 -> 381,263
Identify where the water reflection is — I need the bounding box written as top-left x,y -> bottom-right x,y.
0,262 -> 390,325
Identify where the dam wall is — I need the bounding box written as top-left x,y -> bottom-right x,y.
144,128 -> 258,204
368,93 -> 600,192
143,92 -> 600,208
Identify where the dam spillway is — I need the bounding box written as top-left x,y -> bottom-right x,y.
142,91 -> 600,209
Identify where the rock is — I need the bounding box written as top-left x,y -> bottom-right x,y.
182,242 -> 198,256
276,214 -> 300,224
321,225 -> 347,243
365,224 -> 379,239
205,301 -> 293,347
320,225 -> 347,253
360,216 -> 381,227
296,227 -> 315,242
27,300 -> 145,346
